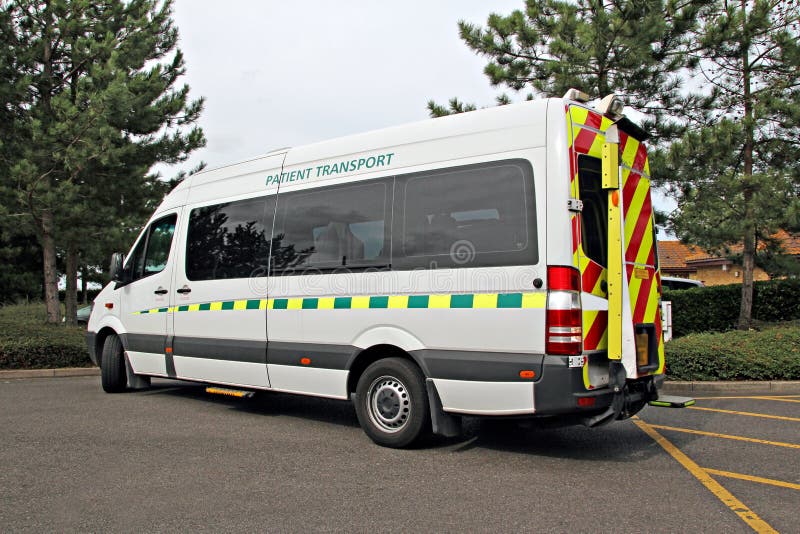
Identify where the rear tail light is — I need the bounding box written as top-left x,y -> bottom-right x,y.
545,266 -> 582,355
548,265 -> 581,291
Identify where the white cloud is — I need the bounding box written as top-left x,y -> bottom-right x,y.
161,1 -> 675,217
163,0 -> 524,175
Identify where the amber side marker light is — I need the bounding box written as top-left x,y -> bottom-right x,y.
165,347 -> 173,354
635,331 -> 650,368
300,357 -> 311,365
519,370 -> 536,379
104,302 -> 113,309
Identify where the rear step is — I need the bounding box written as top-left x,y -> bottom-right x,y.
205,386 -> 255,399
649,395 -> 695,408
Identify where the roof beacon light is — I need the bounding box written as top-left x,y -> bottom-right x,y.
596,94 -> 625,119
563,88 -> 591,103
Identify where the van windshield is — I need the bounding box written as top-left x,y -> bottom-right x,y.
577,155 -> 607,268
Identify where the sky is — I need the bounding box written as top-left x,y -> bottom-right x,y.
166,0 -> 524,176
165,0 -> 676,219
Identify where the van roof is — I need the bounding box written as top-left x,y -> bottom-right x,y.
189,98 -> 554,184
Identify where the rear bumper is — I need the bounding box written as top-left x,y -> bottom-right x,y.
533,356 -> 615,415
429,353 -> 661,419
533,356 -> 661,425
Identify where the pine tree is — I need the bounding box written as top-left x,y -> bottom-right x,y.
430,0 -> 715,144
3,0 -> 205,323
0,5 -> 40,303
663,0 -> 800,329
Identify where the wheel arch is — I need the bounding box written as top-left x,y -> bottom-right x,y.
346,344 -> 429,395
91,316 -> 127,366
93,327 -> 120,366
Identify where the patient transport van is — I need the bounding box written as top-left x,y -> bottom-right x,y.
87,90 -> 668,447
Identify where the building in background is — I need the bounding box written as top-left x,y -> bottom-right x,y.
657,230 -> 800,286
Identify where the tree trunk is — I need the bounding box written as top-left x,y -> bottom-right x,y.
737,0 -> 754,331
65,246 -> 78,326
41,210 -> 61,324
39,8 -> 60,325
738,219 -> 755,330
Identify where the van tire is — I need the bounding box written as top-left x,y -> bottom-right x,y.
101,334 -> 127,393
355,357 -> 430,448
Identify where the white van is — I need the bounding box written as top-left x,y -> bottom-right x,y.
87,91 -> 667,447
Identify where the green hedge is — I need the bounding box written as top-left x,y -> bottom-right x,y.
666,325 -> 800,381
665,279 -> 800,337
0,303 -> 93,369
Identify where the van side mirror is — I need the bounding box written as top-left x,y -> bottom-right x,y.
109,252 -> 127,287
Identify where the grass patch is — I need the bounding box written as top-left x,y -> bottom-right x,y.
0,303 -> 93,369
666,323 -> 800,381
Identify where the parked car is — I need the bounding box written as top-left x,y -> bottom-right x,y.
63,304 -> 93,325
661,276 -> 704,290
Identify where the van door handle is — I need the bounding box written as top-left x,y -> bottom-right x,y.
154,287 -> 168,295
176,286 -> 192,294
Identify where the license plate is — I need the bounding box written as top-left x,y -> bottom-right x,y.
568,356 -> 586,368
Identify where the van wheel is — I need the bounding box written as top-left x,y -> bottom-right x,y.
355,357 -> 430,448
101,335 -> 127,393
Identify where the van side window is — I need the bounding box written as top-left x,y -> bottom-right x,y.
125,214 -> 177,282
395,159 -> 537,270
577,155 -> 607,268
186,197 -> 270,281
271,181 -> 389,273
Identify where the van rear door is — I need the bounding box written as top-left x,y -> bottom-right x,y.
567,105 -> 664,385
616,129 -> 664,377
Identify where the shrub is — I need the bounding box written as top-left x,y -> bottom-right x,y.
665,279 -> 800,337
666,324 -> 800,381
0,303 -> 93,369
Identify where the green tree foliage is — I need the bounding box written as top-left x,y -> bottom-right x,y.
429,0 -> 714,143
662,0 -> 800,329
426,94 -> 516,118
0,6 -> 40,303
1,0 -> 205,323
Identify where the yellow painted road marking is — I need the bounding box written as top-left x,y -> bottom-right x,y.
647,424 -> 800,450
753,397 -> 800,404
704,468 -> 800,492
693,395 -> 800,400
633,418 -> 777,533
688,406 -> 800,422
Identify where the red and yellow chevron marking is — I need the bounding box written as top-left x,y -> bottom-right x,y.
619,131 -> 650,176
567,106 -> 612,353
582,309 -> 610,390
583,310 -> 608,351
566,104 -> 664,374
626,265 -> 666,373
618,137 -> 665,374
568,106 -> 615,166
580,256 -> 607,297
622,171 -> 655,265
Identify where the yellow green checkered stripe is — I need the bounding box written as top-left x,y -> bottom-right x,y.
133,292 -> 546,315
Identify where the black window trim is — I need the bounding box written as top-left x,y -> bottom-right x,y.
180,157 -> 538,279
185,195 -> 273,282
576,154 -> 608,269
126,212 -> 177,282
391,158 -> 538,271
269,178 -> 393,276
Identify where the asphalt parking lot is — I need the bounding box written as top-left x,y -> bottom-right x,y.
0,376 -> 797,532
